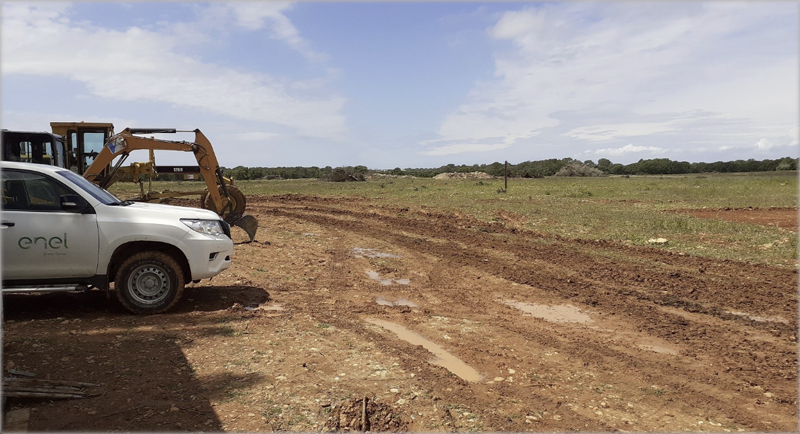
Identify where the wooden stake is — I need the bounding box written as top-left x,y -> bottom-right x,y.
504,161 -> 508,191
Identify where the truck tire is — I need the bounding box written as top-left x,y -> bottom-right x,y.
115,251 -> 185,314
201,185 -> 247,217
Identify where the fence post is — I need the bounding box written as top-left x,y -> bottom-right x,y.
504,161 -> 508,191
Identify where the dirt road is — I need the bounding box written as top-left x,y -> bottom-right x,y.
3,195 -> 797,432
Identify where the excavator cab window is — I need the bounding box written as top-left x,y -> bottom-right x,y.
60,127 -> 112,173
82,131 -> 105,170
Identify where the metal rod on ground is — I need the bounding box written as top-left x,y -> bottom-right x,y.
3,391 -> 90,399
4,378 -> 100,387
4,386 -> 82,394
361,396 -> 368,432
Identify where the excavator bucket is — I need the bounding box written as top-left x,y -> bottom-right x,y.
229,214 -> 258,243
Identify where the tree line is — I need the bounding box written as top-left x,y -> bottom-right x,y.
154,157 -> 797,181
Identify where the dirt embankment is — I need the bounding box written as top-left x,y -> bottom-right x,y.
3,195 -> 797,432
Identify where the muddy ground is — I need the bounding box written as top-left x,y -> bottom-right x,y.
3,195 -> 798,432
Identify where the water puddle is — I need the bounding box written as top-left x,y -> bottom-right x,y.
502,300 -> 594,324
637,339 -> 679,355
245,303 -> 284,312
366,318 -> 481,382
353,247 -> 401,259
375,296 -> 419,308
725,310 -> 788,324
366,270 -> 410,286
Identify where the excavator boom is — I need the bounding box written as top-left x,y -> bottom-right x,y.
84,128 -> 258,242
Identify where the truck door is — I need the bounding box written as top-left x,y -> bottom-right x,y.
1,169 -> 100,279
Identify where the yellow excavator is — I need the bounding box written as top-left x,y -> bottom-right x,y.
50,122 -> 258,242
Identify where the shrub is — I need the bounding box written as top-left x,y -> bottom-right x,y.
322,167 -> 365,182
554,163 -> 608,177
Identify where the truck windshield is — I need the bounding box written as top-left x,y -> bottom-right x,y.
56,169 -> 121,205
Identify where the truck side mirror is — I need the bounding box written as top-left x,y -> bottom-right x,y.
60,194 -> 93,214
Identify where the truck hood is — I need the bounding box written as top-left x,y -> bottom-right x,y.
120,202 -> 223,220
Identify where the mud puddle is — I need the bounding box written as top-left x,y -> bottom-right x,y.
636,338 -> 679,355
353,247 -> 401,259
726,310 -> 789,324
501,300 -> 593,324
376,296 -> 419,308
245,303 -> 285,312
366,270 -> 410,286
366,318 -> 482,382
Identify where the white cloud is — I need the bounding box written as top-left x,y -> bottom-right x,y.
565,122 -> 675,142
755,138 -> 774,150
2,109 -> 137,133
425,2 -> 797,160
753,137 -> 795,151
216,2 -> 328,62
421,142 -> 511,156
1,3 -> 345,140
587,144 -> 667,157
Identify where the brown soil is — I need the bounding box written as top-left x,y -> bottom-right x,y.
3,195 -> 798,432
681,207 -> 798,232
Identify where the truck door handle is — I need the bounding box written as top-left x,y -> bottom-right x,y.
1,221 -> 15,227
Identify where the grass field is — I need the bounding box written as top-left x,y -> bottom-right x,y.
109,171 -> 798,268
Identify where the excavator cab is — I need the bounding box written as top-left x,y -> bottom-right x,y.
50,122 -> 114,174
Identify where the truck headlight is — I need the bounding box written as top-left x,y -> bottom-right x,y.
182,219 -> 225,236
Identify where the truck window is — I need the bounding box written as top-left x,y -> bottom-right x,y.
56,169 -> 120,205
2,170 -> 74,211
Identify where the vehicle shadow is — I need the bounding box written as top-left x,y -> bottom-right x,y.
1,285 -> 271,431
2,285 -> 270,317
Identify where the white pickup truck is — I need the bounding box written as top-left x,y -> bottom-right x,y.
1,161 -> 234,313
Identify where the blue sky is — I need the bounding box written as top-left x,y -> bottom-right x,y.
2,1 -> 798,169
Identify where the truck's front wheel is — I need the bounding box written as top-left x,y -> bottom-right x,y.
115,251 -> 185,314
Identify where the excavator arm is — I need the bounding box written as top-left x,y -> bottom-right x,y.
84,128 -> 258,241
85,128 -> 233,214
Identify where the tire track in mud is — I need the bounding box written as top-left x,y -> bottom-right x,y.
290,227 -> 619,431
250,196 -> 798,429
256,200 -> 796,337
257,196 -> 796,317
257,195 -> 795,317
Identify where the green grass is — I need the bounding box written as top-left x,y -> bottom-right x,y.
107,171 -> 798,267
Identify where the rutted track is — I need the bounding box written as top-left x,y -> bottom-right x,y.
252,194 -> 798,431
